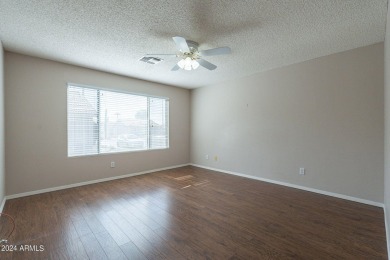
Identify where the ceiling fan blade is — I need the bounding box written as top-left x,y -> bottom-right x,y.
171,64 -> 180,71
198,59 -> 217,70
200,47 -> 231,56
172,36 -> 190,53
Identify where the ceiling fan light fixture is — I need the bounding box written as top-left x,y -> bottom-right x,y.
184,63 -> 192,70
178,57 -> 200,70
177,59 -> 186,69
192,60 -> 199,69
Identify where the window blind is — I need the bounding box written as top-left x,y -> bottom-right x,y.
149,97 -> 169,149
67,85 -> 169,157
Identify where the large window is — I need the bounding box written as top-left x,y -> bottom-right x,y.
67,85 -> 169,157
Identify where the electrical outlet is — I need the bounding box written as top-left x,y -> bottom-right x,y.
299,167 -> 305,175
214,155 -> 218,161
111,162 -> 115,168
205,154 -> 209,160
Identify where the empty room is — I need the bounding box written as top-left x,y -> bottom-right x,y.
0,0 -> 389,259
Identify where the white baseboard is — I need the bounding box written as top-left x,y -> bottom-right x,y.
0,196 -> 6,213
2,162 -> 385,209
190,164 -> 384,208
6,163 -> 190,200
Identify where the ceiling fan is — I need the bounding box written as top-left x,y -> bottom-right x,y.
146,36 -> 231,71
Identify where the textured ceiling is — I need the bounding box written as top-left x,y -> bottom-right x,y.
0,0 -> 387,89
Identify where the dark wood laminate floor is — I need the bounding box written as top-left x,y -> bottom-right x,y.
0,166 -> 387,259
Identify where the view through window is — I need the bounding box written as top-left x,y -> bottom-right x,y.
67,85 -> 169,157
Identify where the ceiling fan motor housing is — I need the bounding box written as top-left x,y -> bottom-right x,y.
183,40 -> 200,60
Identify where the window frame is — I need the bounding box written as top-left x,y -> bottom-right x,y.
67,83 -> 169,157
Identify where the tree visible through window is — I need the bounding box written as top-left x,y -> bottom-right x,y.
67,85 -> 169,157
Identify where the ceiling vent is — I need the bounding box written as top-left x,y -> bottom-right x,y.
139,56 -> 163,64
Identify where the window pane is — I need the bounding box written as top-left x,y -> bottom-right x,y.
150,97 -> 169,149
68,86 -> 99,157
99,90 -> 148,153
67,84 -> 169,157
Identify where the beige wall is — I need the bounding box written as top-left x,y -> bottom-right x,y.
384,3 -> 390,255
0,41 -> 5,206
5,52 -> 190,195
191,43 -> 384,203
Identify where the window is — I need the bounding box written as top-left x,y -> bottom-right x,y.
67,85 -> 169,157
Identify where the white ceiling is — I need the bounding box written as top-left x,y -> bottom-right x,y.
0,0 -> 387,89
